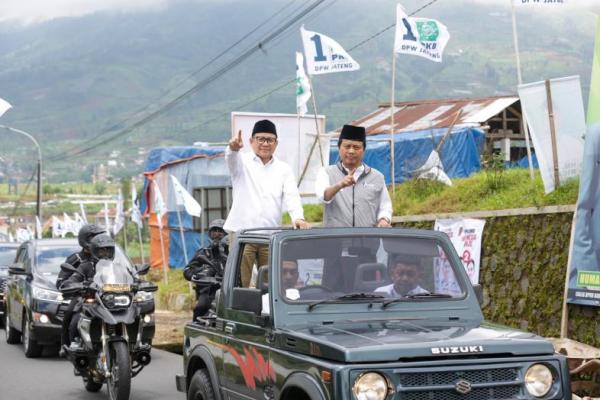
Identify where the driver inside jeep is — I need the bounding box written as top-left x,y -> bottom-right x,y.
261,258 -> 303,315
374,254 -> 430,297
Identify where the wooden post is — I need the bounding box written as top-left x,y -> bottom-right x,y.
545,79 -> 560,188
560,210 -> 577,338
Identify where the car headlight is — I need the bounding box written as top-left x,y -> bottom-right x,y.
525,364 -> 553,397
134,291 -> 154,302
32,286 -> 63,303
352,372 -> 389,400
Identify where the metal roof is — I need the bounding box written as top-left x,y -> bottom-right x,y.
338,96 -> 519,136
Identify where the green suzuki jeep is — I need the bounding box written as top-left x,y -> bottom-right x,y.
176,228 -> 571,400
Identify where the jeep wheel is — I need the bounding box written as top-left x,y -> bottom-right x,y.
187,369 -> 216,400
5,310 -> 21,344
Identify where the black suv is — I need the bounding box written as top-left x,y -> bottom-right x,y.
4,239 -> 153,358
0,242 -> 19,326
177,228 -> 571,400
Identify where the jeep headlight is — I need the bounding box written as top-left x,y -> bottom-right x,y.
32,286 -> 63,303
524,364 -> 553,397
352,372 -> 388,400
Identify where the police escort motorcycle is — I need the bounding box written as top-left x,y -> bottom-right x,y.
59,258 -> 157,400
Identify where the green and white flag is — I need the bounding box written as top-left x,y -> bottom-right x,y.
588,15 -> 600,125
295,52 -> 311,116
394,4 -> 450,63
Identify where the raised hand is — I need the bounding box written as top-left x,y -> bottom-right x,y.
229,129 -> 244,151
338,168 -> 356,189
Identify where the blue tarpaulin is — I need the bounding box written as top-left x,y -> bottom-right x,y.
329,127 -> 486,184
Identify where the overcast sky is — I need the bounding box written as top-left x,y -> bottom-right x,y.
1,0 -> 597,24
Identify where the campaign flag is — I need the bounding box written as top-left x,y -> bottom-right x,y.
63,213 -> 78,236
434,218 -> 486,285
0,97 -> 11,118
518,76 -> 586,193
131,184 -> 143,229
301,26 -> 360,75
52,216 -> 65,238
153,182 -> 167,229
16,227 -> 31,242
588,16 -> 600,125
295,52 -> 311,116
414,150 -> 452,186
35,216 -> 42,239
394,5 -> 450,63
170,175 -> 201,217
113,190 -> 125,235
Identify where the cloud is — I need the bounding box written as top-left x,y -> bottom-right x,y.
0,0 -> 171,25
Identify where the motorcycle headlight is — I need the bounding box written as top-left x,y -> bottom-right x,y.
352,372 -> 389,400
524,364 -> 553,397
134,291 -> 154,302
102,293 -> 131,309
32,286 -> 63,303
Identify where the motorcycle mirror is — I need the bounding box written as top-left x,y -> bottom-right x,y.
136,263 -> 151,276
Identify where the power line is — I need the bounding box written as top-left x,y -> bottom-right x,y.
181,0 -> 442,134
49,0 -> 327,161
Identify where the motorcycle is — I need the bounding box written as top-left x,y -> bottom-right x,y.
59,259 -> 157,400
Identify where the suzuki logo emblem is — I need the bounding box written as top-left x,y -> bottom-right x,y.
455,379 -> 472,395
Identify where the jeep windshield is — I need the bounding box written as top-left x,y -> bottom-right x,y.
278,234 -> 466,308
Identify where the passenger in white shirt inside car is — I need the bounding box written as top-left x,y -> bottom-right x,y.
374,254 -> 429,297
223,119 -> 309,287
262,259 -> 302,315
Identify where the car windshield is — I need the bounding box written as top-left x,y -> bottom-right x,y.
279,235 -> 466,304
0,246 -> 16,266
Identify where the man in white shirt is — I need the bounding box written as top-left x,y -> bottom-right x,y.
375,254 -> 429,297
262,259 -> 302,315
315,124 -> 392,228
224,119 -> 309,287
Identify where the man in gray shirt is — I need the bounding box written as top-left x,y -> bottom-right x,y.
315,124 -> 392,227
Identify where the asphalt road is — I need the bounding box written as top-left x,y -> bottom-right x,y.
0,330 -> 185,400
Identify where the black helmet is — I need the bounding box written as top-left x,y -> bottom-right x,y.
89,234 -> 116,261
78,224 -> 106,250
208,219 -> 225,233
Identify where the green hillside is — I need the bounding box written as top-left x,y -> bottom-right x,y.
0,0 -> 597,182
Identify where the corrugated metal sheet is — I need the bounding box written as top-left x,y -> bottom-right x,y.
339,96 -> 519,136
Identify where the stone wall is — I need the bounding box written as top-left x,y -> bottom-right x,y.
395,210 -> 600,347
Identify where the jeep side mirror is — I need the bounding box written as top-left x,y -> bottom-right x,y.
231,287 -> 262,314
472,284 -> 483,306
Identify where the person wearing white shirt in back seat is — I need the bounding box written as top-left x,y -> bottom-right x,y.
224,119 -> 309,287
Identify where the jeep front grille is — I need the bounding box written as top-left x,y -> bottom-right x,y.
396,366 -> 521,400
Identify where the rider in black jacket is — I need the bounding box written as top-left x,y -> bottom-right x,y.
60,234 -> 116,349
57,224 -> 105,356
183,219 -> 228,320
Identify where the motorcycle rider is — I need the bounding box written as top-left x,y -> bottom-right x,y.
57,224 -> 106,356
60,234 -> 116,350
183,219 -> 228,320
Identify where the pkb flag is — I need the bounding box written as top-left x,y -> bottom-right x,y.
394,5 -> 450,63
301,26 -> 360,75
295,52 -> 311,116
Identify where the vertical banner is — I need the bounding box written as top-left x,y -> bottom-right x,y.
518,76 -> 586,193
434,218 -> 486,285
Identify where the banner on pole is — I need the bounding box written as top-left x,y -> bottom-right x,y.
394,5 -> 450,63
300,26 -> 360,75
296,52 -> 311,116
434,218 -> 486,285
170,175 -> 202,217
131,184 -> 143,229
113,190 -> 125,235
518,76 -> 586,193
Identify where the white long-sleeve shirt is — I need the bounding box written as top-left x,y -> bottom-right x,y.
223,147 -> 304,233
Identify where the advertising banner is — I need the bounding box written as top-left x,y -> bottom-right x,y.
434,218 -> 486,285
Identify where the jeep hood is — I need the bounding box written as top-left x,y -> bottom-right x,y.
280,320 -> 555,363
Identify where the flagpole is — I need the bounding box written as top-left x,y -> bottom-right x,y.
307,74 -> 324,166
137,221 -> 145,264
158,218 -> 168,285
176,209 -> 189,266
510,0 -> 534,180
390,47 -> 397,194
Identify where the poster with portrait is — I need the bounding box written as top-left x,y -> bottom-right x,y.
434,218 -> 486,285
